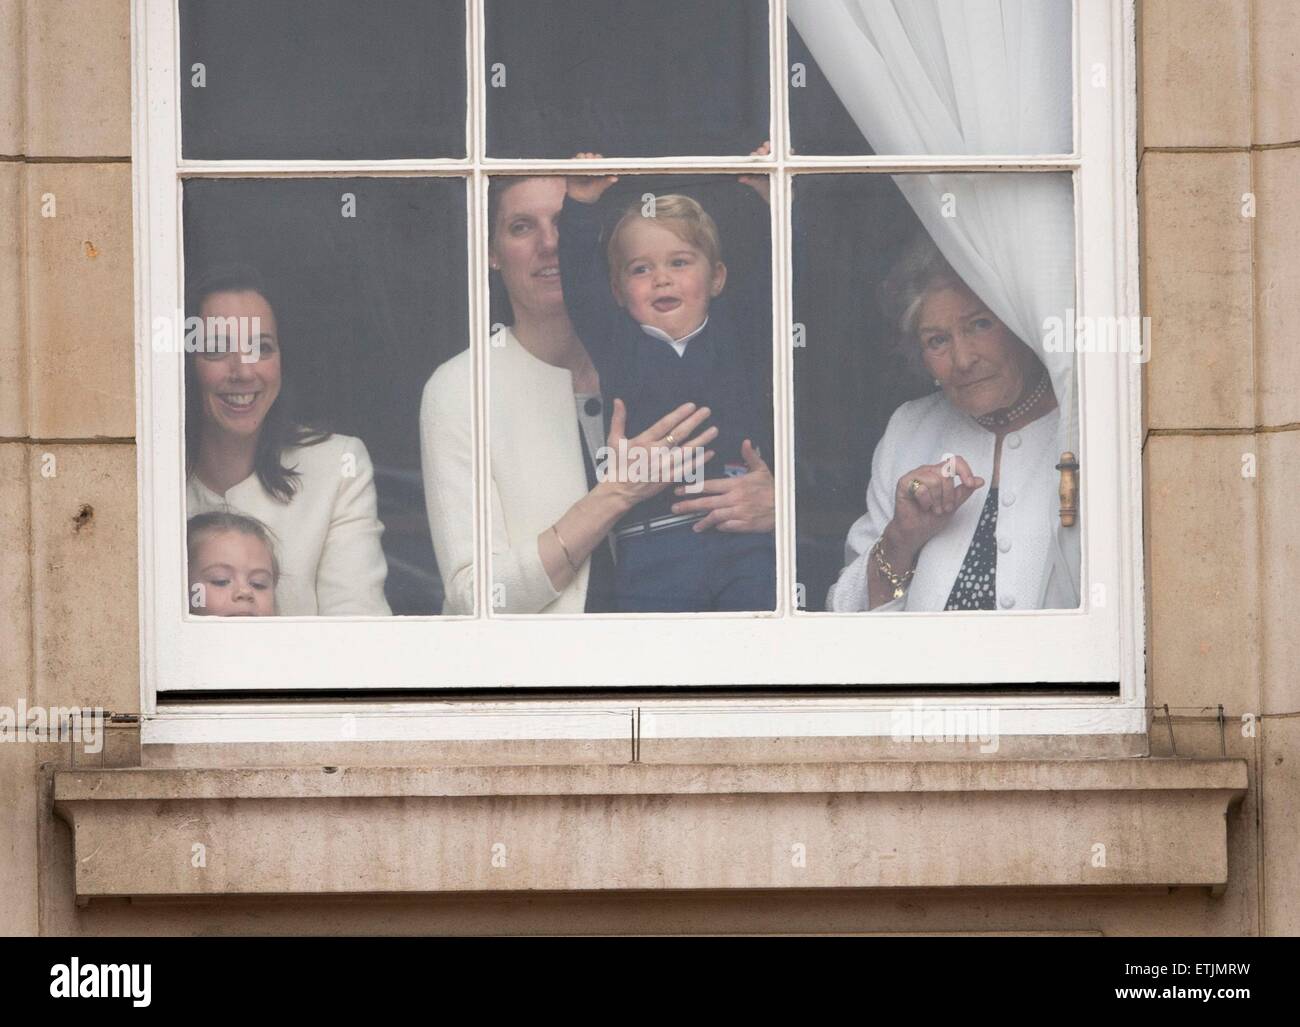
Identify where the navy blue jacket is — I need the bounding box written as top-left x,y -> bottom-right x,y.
558,194 -> 774,527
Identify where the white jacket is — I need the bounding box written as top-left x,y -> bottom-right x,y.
186,433 -> 392,617
826,391 -> 1079,612
420,328 -> 591,615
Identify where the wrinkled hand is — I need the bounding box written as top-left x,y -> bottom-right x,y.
669,439 -> 775,533
567,152 -> 620,205
884,455 -> 985,565
598,399 -> 718,509
738,141 -> 772,206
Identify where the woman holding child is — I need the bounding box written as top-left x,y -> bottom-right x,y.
185,265 -> 391,617
421,156 -> 776,615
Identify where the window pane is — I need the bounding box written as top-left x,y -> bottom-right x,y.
793,172 -> 1080,613
181,177 -> 469,617
179,0 -> 466,159
485,0 -> 769,158
788,0 -> 1073,156
480,173 -> 774,615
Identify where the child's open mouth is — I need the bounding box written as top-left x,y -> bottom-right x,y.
652,297 -> 682,312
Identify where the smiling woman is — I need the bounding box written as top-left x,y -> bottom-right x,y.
184,265 -> 392,617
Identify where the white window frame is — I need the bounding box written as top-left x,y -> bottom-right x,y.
133,0 -> 1144,740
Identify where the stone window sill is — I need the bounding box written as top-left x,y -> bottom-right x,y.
54,759 -> 1247,900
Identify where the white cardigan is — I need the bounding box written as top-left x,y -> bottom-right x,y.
186,433 -> 392,617
827,392 -> 1079,612
420,328 -> 591,615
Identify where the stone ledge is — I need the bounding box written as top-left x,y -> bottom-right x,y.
53,759 -> 1248,900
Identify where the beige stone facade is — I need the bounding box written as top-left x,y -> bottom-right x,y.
1,0 -> 1296,935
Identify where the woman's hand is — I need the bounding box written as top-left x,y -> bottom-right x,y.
738,141 -> 772,205
669,439 -> 775,533
597,398 -> 718,509
567,152 -> 619,205
538,399 -> 717,595
882,456 -> 986,569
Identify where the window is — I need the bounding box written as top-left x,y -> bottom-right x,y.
135,1 -> 1142,709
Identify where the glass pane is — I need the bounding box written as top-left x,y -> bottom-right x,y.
483,173 -> 775,614
179,0 -> 466,159
793,172 -> 1080,613
485,0 -> 769,158
181,177 -> 469,616
788,0 -> 1073,156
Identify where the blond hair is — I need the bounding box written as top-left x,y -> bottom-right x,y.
605,194 -> 723,273
187,511 -> 282,584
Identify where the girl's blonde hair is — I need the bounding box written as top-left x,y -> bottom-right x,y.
186,511 -> 282,584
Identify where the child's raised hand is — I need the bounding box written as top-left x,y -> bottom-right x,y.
739,141 -> 772,205
567,153 -> 619,205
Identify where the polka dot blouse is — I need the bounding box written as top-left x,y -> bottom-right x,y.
945,488 -> 999,611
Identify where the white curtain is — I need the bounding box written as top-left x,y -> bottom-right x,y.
788,0 -> 1073,155
789,0 -> 1080,602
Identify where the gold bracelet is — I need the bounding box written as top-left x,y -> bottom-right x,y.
552,525 -> 579,573
870,538 -> 914,600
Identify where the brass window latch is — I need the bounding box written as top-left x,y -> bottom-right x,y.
1056,452 -> 1079,527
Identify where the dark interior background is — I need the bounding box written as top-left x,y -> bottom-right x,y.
485,0 -> 770,158
177,1 -> 872,160
179,0 -> 466,159
183,177 -> 468,615
787,22 -> 877,156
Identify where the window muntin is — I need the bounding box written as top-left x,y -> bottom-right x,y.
137,0 -> 1142,696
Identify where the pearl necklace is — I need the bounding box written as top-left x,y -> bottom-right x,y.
973,368 -> 1050,430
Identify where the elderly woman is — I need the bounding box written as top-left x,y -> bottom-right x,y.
827,235 -> 1075,612
185,265 -> 391,616
421,175 -> 775,615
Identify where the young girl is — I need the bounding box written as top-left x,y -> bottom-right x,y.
186,511 -> 281,617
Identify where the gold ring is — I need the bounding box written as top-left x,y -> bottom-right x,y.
908,478 -> 924,497
664,433 -> 677,448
